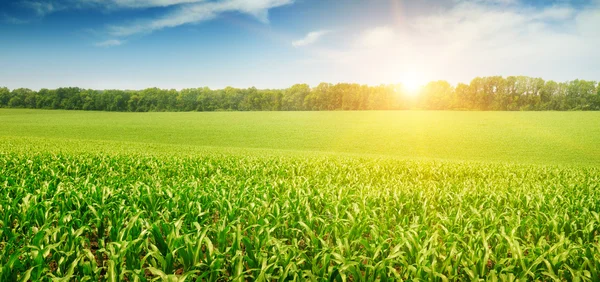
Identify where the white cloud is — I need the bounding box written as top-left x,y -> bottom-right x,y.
308,1 -> 600,85
292,30 -> 331,47
2,13 -> 30,24
454,0 -> 517,5
108,0 -> 294,37
101,0 -> 205,9
10,0 -> 294,46
23,1 -> 63,16
358,26 -> 395,48
23,0 -> 205,11
17,0 -> 292,24
533,6 -> 575,21
95,39 -> 123,47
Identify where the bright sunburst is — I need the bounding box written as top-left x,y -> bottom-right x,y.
400,73 -> 426,96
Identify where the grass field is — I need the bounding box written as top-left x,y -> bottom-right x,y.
1,109 -> 600,164
1,109 -> 600,281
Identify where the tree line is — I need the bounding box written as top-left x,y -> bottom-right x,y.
1,76 -> 599,112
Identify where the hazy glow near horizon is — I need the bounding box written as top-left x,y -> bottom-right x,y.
0,0 -> 598,90
399,73 -> 426,95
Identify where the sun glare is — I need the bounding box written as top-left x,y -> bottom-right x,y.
400,74 -> 425,96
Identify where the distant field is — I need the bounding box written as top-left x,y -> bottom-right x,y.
1,109 -> 600,281
1,109 -> 599,165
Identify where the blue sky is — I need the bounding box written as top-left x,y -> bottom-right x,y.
0,0 -> 599,90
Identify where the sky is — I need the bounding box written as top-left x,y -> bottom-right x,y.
0,0 -> 599,90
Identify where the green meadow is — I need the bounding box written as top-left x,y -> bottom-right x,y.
1,109 -> 600,281
1,109 -> 599,164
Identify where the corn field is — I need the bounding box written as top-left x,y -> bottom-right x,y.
1,152 -> 599,281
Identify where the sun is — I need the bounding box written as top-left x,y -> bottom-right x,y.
400,73 -> 426,96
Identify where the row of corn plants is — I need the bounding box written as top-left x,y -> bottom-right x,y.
1,152 -> 599,281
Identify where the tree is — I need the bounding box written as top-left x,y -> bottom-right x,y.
9,88 -> 35,108
0,87 -> 11,107
196,87 -> 215,111
282,84 -> 309,111
420,81 -> 453,110
177,89 -> 199,111
81,90 -> 96,111
0,77 -> 598,112
305,83 -> 329,110
594,82 -> 600,110
453,83 -> 470,110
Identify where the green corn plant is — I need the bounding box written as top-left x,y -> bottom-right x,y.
0,147 -> 599,281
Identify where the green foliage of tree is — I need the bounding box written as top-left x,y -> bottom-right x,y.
0,76 -> 598,111
8,88 -> 34,108
282,84 -> 310,111
420,81 -> 453,110
0,87 -> 12,107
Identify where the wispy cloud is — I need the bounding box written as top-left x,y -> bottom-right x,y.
292,30 -> 331,47
533,5 -> 576,21
19,0 -> 205,13
22,1 -> 63,16
107,0 -> 294,37
357,26 -> 394,48
9,0 -> 295,45
95,39 -> 123,47
455,0 -> 518,5
3,1 -> 64,24
94,0 -> 206,9
13,0 -> 293,26
306,0 -> 600,85
2,13 -> 30,24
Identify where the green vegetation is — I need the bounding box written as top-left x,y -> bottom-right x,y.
2,109 -> 600,165
1,76 -> 600,112
1,109 -> 600,281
